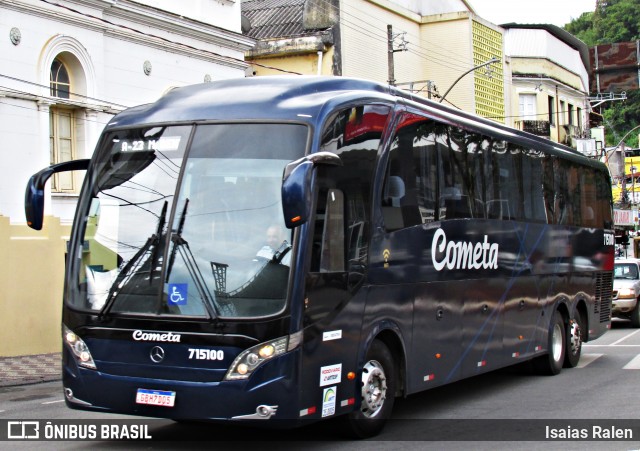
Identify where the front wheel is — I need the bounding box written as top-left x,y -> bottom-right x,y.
342,339 -> 396,438
534,310 -> 565,375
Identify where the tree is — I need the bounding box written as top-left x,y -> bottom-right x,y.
565,12 -> 597,46
565,0 -> 640,147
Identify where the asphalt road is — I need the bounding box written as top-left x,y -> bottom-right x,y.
1,319 -> 640,450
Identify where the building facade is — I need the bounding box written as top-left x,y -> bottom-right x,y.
242,0 -> 508,121
0,0 -> 253,356
503,24 -> 591,147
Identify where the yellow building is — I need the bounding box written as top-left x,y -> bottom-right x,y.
242,0 -> 507,121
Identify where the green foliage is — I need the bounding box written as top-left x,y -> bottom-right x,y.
593,0 -> 640,43
604,90 -> 640,147
565,12 -> 597,46
564,0 -> 640,146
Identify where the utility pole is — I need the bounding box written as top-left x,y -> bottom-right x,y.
387,24 -> 407,86
387,25 -> 395,86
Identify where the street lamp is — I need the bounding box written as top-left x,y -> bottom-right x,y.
439,57 -> 499,103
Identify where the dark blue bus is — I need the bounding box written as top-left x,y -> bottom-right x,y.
25,76 -> 614,437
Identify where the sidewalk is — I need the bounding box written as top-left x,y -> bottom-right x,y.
0,353 -> 61,387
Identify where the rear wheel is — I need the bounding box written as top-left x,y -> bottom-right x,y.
342,339 -> 396,438
534,310 -> 565,375
563,313 -> 584,368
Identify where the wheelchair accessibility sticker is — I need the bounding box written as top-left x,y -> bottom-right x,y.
168,284 -> 188,306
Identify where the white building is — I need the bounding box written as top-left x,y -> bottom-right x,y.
1,0 -> 254,224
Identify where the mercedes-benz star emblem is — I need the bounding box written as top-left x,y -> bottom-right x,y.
150,346 -> 165,363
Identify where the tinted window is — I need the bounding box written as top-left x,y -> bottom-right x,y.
383,112 -> 607,229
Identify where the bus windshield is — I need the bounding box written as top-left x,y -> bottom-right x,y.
74,123 -> 308,319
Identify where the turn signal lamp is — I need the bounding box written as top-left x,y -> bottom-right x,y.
225,332 -> 301,381
63,324 -> 96,370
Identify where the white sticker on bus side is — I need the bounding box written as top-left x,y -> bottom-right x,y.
322,386 -> 337,417
319,364 -> 342,387
322,330 -> 342,341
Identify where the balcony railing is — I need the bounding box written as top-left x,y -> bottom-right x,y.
515,120 -> 550,138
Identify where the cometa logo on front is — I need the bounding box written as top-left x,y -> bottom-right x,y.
132,330 -> 181,342
431,228 -> 499,271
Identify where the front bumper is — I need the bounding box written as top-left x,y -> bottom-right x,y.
62,349 -> 302,423
611,298 -> 637,316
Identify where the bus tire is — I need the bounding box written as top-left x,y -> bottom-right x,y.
534,310 -> 565,375
342,339 -> 396,439
563,315 -> 583,368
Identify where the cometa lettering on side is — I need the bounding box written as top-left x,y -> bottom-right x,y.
431,228 -> 499,271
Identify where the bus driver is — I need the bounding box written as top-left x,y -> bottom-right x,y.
255,224 -> 291,265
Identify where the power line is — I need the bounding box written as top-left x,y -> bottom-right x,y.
0,74 -> 128,110
0,97 -> 115,127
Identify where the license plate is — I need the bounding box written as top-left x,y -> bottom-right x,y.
135,388 -> 176,407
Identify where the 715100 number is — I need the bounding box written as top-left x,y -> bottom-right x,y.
188,348 -> 224,360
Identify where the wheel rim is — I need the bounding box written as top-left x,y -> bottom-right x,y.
360,359 -> 387,418
551,322 -> 564,363
568,319 -> 581,356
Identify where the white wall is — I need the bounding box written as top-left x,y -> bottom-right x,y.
504,28 -> 589,92
140,0 -> 242,30
383,0 -> 470,16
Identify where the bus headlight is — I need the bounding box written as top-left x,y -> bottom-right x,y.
63,324 -> 96,370
224,332 -> 301,381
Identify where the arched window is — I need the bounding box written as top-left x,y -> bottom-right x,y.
50,59 -> 70,99
49,58 -> 74,191
41,36 -> 95,197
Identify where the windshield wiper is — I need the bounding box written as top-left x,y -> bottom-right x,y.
165,199 -> 220,320
99,200 -> 168,319
149,200 -> 168,282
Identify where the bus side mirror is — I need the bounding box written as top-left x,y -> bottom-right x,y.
25,159 -> 90,230
281,152 -> 342,229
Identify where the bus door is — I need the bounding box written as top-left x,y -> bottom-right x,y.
294,104 -> 391,418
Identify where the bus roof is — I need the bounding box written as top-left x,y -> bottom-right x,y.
106,75 -> 605,172
107,76 -> 395,128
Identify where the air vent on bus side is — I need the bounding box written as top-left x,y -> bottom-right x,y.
595,272 -> 613,323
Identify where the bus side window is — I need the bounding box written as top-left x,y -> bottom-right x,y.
521,149 -> 546,222
553,158 -> 571,225
320,189 -> 345,272
311,188 -> 345,273
382,115 -> 426,230
437,125 -> 484,220
595,171 -> 614,228
542,156 -> 555,224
